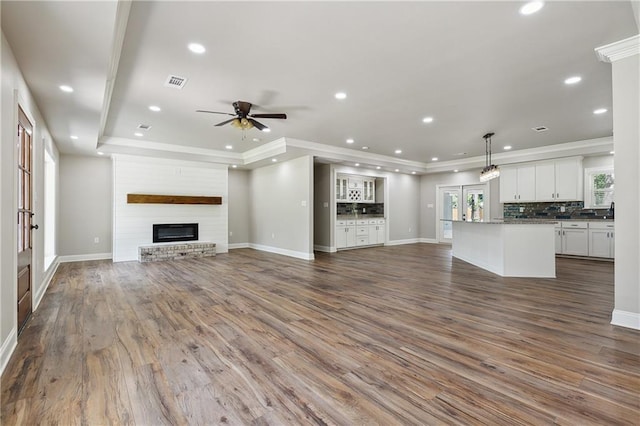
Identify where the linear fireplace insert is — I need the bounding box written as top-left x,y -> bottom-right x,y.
153,223 -> 198,243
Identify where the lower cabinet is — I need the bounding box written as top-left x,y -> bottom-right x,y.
588,222 -> 615,258
559,222 -> 589,256
336,218 -> 385,249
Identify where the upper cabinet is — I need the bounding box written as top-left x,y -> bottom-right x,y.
336,173 -> 376,203
499,165 -> 536,203
535,158 -> 582,202
500,157 -> 582,203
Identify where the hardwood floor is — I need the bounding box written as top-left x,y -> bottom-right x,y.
2,244 -> 638,425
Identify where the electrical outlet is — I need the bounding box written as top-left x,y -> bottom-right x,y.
560,206 -> 566,212
229,231 -> 233,237
271,233 -> 275,239
301,200 -> 307,207
519,207 -> 524,213
94,237 -> 99,244
323,202 -> 328,208
408,227 -> 412,232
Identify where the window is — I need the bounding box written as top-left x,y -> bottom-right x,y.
584,167 -> 614,208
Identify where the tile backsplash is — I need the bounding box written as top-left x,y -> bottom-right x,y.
503,201 -> 612,219
337,202 -> 385,216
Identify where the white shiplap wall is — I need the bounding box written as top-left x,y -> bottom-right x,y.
113,155 -> 228,262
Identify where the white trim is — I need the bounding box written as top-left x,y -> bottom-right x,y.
419,238 -> 439,244
595,34 -> 640,63
58,253 -> 112,263
228,243 -> 250,250
611,309 -> 640,330
34,257 -> 60,310
249,244 -> 314,260
0,328 -> 18,376
313,244 -> 333,253
385,238 -> 421,246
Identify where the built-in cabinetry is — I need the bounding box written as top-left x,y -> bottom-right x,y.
588,222 -> 615,258
500,157 -> 582,203
499,165 -> 536,202
336,218 -> 385,249
555,221 -> 614,258
336,173 -> 376,203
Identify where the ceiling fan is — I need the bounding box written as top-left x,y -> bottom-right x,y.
196,101 -> 287,132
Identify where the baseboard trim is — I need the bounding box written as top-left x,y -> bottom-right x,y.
249,243 -> 315,260
419,238 -> 439,244
313,244 -> 333,253
34,257 -> 60,310
228,243 -> 250,250
58,253 -> 112,263
385,238 -> 421,246
0,328 -> 17,376
611,309 -> 640,330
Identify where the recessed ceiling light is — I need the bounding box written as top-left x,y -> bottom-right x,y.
394,169 -> 400,172
346,138 -> 354,144
149,105 -> 161,112
395,149 -> 402,154
225,145 -> 233,150
232,164 -> 238,168
454,169 -> 459,173
431,157 -> 438,161
355,163 -> 360,167
609,151 -> 615,154
362,146 -> 369,150
262,128 -> 271,132
335,92 -> 347,100
188,43 -> 206,54
504,145 -> 512,150
97,152 -> 104,156
564,76 -> 582,85
376,166 -> 381,170
593,108 -> 608,114
70,135 -> 78,140
411,171 -> 416,175
520,1 -> 544,15
422,116 -> 434,123
272,158 -> 277,162
134,132 -> 144,137
59,85 -> 74,93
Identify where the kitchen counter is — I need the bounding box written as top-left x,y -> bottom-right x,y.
337,214 -> 385,219
451,220 -> 555,278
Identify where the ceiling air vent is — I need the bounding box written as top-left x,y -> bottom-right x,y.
532,126 -> 548,132
164,75 -> 187,89
137,124 -> 152,130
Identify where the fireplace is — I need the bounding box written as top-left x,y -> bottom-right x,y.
153,223 -> 198,243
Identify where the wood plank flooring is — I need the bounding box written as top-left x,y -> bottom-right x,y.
2,244 -> 639,425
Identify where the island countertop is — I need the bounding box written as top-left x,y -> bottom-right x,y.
441,219 -> 557,225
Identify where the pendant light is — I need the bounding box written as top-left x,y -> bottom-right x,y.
480,132 -> 500,182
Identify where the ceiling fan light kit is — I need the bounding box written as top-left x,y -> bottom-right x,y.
480,132 -> 500,182
196,100 -> 286,135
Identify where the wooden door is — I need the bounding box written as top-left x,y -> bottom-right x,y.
17,107 -> 34,334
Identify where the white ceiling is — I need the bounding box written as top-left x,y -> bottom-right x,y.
2,1 -> 638,172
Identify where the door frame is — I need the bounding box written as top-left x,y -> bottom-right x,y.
436,182 -> 491,243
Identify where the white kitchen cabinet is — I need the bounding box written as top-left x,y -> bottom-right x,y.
362,178 -> 375,203
588,222 -> 614,258
535,158 -> 582,202
499,165 -> 536,203
348,176 -> 363,189
336,220 -> 356,249
559,221 -> 588,256
369,219 -> 385,245
356,220 -> 369,246
336,175 -> 348,201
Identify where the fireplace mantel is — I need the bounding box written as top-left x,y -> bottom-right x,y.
127,194 -> 222,205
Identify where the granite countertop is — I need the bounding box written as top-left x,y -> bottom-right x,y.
500,217 -> 614,222
444,219 -> 557,225
337,214 -> 385,219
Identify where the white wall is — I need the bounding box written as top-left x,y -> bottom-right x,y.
228,169 -> 250,247
249,155 -> 314,260
59,155 -> 112,257
112,155 -> 228,262
1,31 -> 59,373
387,172 -> 421,243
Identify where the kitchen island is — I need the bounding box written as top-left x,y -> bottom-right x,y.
450,220 -> 556,278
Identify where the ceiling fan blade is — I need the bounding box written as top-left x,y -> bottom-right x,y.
250,113 -> 287,119
248,118 -> 267,131
196,110 -> 235,116
214,118 -> 237,127
234,101 -> 252,116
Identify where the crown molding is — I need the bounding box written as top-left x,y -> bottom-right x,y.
595,34 -> 640,63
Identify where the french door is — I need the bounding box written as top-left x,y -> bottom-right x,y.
438,184 -> 488,243
17,107 -> 35,334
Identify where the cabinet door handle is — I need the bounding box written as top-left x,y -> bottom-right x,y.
557,193 -> 559,198
514,195 -> 517,200
552,193 -> 555,198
